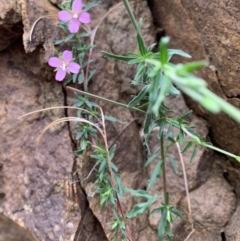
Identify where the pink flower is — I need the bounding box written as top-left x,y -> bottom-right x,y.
48,50 -> 81,81
58,0 -> 91,33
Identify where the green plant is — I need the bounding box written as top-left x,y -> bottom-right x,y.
20,0 -> 240,240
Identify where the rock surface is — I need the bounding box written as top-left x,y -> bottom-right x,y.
0,41 -> 79,241
0,0 -> 239,240
0,213 -> 39,241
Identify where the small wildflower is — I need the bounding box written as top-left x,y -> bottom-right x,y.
48,50 -> 81,81
58,0 -> 91,33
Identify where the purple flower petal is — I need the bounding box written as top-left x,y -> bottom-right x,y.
68,19 -> 80,33
55,69 -> 67,81
48,57 -> 62,67
58,11 -> 72,21
67,62 -> 81,74
79,12 -> 90,23
62,50 -> 73,63
72,0 -> 82,13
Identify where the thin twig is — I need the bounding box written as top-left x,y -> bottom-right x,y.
84,2 -> 123,90
175,142 -> 195,237
18,106 -> 100,122
83,118 -> 138,182
98,107 -> 116,189
29,16 -> 45,42
109,118 -> 138,148
82,162 -> 98,182
184,229 -> 195,241
66,86 -> 146,113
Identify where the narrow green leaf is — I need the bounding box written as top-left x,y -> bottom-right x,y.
165,122 -> 173,139
128,51 -> 140,57
147,161 -> 162,190
152,75 -> 171,116
177,110 -> 193,120
124,188 -> 152,199
98,159 -> 107,173
148,43 -> 157,51
149,73 -> 161,111
158,120 -> 166,139
167,137 -> 175,144
101,51 -> 135,62
144,112 -> 152,135
171,208 -> 182,218
115,174 -> 123,198
72,73 -> 78,83
81,59 -> 94,69
167,156 -> 178,174
128,57 -> 143,64
111,220 -> 119,230
76,132 -> 84,140
104,115 -> 127,124
177,61 -> 208,76
178,129 -> 184,145
134,63 -> 146,82
150,207 -> 162,215
145,153 -> 159,167
161,102 -> 173,112
80,138 -> 87,149
136,19 -> 147,55
168,49 -> 191,59
184,127 -> 199,137
167,71 -> 205,90
64,33 -> 75,43
127,202 -> 150,218
158,208 -> 168,238
169,84 -> 180,96
128,85 -> 149,108
111,162 -> 118,172
109,144 -> 117,160
190,144 -> 198,163
74,149 -> 85,156
181,141 -> 193,153
84,1 -> 101,11
138,102 -> 149,110
78,32 -> 91,38
78,71 -> 84,84
87,69 -> 97,82
137,33 -> 147,56
54,39 -> 64,45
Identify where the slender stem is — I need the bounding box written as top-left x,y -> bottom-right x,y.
160,134 -> 167,202
182,126 -> 238,160
175,142 -> 194,231
203,143 -> 237,159
66,86 -> 146,114
122,0 -> 138,31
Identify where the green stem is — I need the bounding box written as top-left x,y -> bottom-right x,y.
182,126 -> 240,160
122,0 -> 138,31
203,143 -> 238,159
160,134 -> 167,203
66,86 -> 146,114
